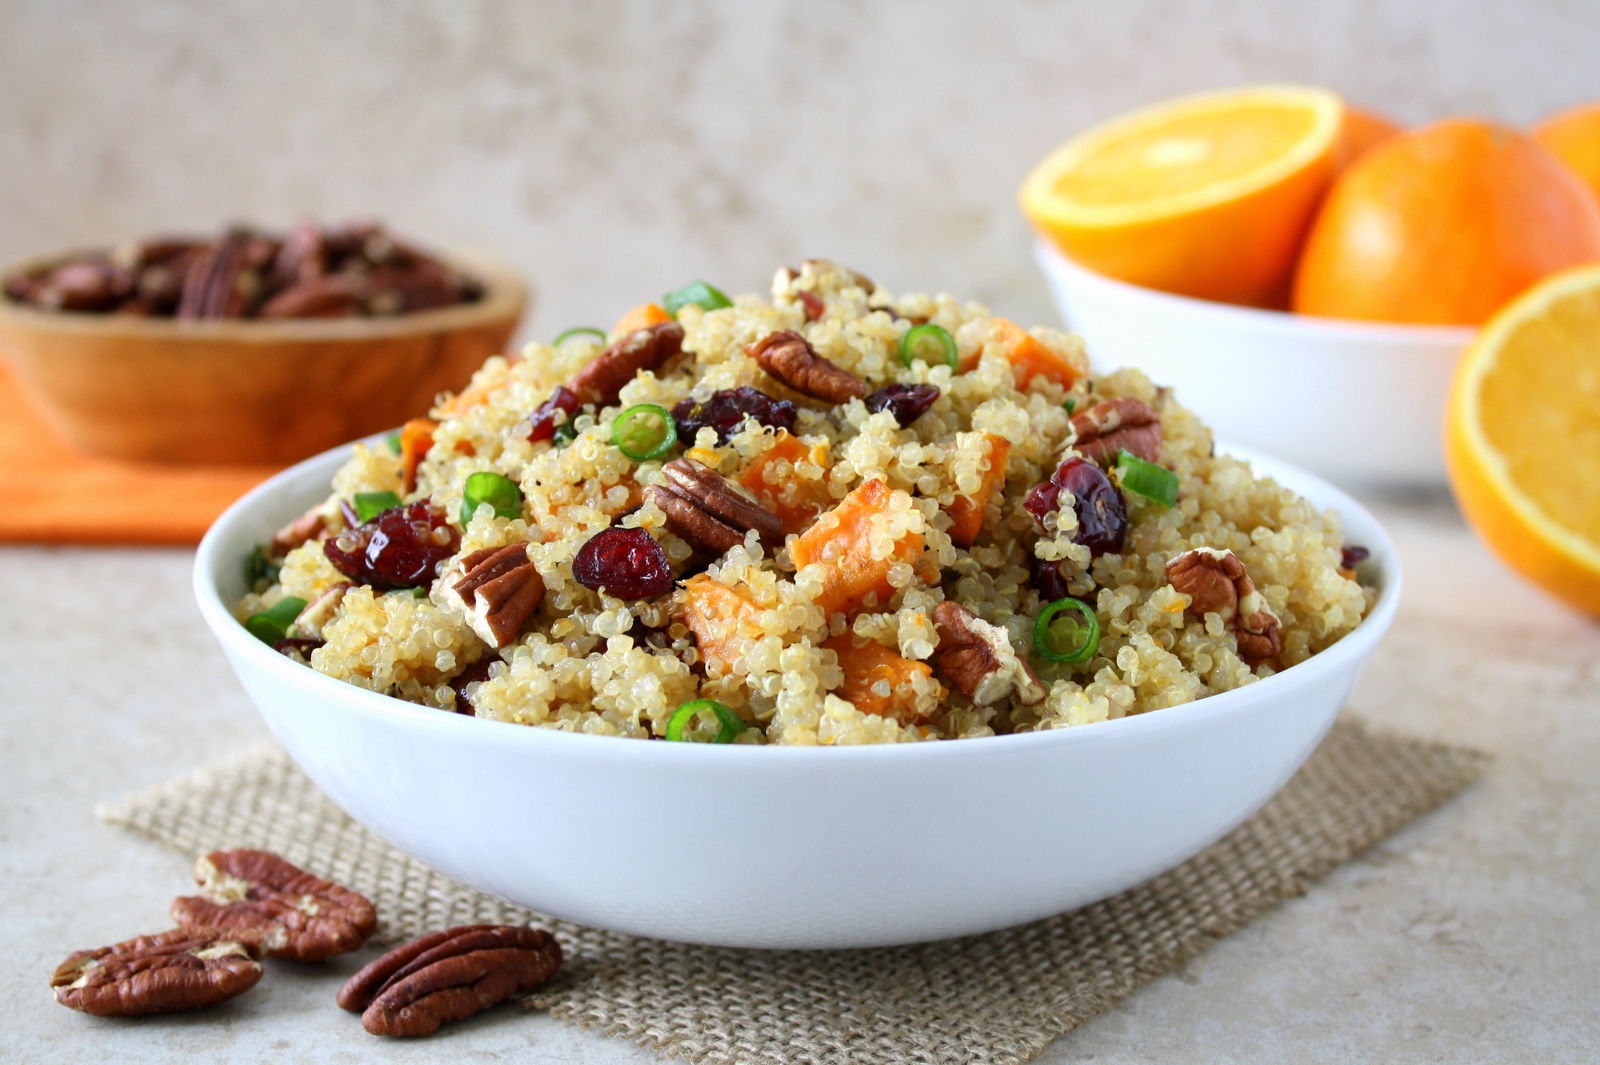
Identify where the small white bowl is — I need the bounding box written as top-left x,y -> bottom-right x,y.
195,439 -> 1399,949
1035,239 -> 1473,487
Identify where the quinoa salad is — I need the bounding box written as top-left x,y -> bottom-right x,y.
236,260 -> 1374,745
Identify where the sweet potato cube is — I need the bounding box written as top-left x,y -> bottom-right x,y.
823,635 -> 941,724
945,432 -> 1011,548
399,418 -> 437,494
682,574 -> 761,670
789,479 -> 930,617
993,317 -> 1083,390
611,302 -> 672,335
737,430 -> 834,535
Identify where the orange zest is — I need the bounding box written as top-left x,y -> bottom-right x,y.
611,303 -> 672,336
1293,119 -> 1600,325
944,432 -> 1010,548
822,635 -> 940,724
1445,263 -> 1600,616
1020,85 -> 1344,306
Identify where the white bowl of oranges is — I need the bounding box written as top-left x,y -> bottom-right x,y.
1022,86 -> 1600,489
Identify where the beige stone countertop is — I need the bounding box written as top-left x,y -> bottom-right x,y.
2,490 -> 1597,1063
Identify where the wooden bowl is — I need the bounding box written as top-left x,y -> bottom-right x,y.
0,249 -> 528,465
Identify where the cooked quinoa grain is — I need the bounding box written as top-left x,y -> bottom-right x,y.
238,261 -> 1373,744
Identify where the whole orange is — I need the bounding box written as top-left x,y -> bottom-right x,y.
1292,118 -> 1600,325
1531,101 -> 1600,202
1333,106 -> 1401,171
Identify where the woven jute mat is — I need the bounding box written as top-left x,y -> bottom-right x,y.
97,715 -> 1485,1065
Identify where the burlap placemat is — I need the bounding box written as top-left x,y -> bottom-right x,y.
97,715 -> 1485,1065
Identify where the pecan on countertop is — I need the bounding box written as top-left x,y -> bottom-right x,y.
170,849 -> 377,962
644,457 -> 786,557
1164,547 -> 1282,665
338,924 -> 563,1037
568,320 -> 686,407
448,543 -> 545,649
747,330 -> 867,405
931,601 -> 1046,706
1070,397 -> 1163,467
52,928 -> 263,1017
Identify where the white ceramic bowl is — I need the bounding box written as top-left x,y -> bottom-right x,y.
1035,239 -> 1474,487
195,439 -> 1399,949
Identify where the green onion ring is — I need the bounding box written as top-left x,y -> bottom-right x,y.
1062,398 -> 1077,415
384,431 -> 403,455
612,404 -> 678,462
245,596 -> 307,645
460,471 -> 524,525
553,421 -> 579,447
1115,449 -> 1179,508
663,281 -> 734,317
898,323 -> 959,370
665,699 -> 745,743
1033,597 -> 1100,664
553,327 -> 608,347
353,491 -> 401,523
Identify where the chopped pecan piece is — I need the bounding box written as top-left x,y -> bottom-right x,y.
1165,547 -> 1282,665
568,320 -> 686,406
1070,397 -> 1163,467
931,601 -> 1046,706
338,925 -> 563,1037
448,543 -> 546,648
170,849 -> 377,962
270,506 -> 332,557
747,330 -> 867,405
644,458 -> 785,557
52,928 -> 263,1017
294,581 -> 352,638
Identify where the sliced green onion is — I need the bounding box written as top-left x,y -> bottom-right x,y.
665,699 -> 745,743
388,586 -> 429,599
353,491 -> 401,523
460,471 -> 524,525
1062,398 -> 1077,415
1115,449 -> 1179,507
245,544 -> 281,589
613,403 -> 678,461
1033,597 -> 1100,664
662,281 -> 733,317
553,421 -> 579,447
385,431 -> 403,455
898,323 -> 959,370
554,326 -> 607,347
245,596 -> 307,645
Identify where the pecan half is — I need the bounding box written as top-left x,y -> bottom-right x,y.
338,925 -> 563,1037
1165,548 -> 1282,665
747,330 -> 866,405
52,928 -> 263,1017
258,273 -> 364,318
270,506 -> 332,557
931,601 -> 1046,706
569,320 -> 686,406
294,581 -> 352,638
177,229 -> 272,319
1071,397 -> 1163,467
644,457 -> 785,556
171,849 -> 377,962
449,543 -> 546,648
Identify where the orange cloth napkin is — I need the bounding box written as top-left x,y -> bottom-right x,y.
0,363 -> 280,544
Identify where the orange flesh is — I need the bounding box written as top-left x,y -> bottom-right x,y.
822,635 -> 939,724
945,432 -> 1010,548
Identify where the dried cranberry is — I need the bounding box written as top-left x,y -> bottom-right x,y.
1340,545 -> 1370,570
448,656 -> 500,716
572,527 -> 674,599
797,290 -> 825,321
272,637 -> 325,662
864,383 -> 940,428
527,386 -> 582,443
1024,457 -> 1127,558
1029,553 -> 1073,602
324,501 -> 459,590
670,387 -> 796,445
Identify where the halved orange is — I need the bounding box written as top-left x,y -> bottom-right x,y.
1020,85 -> 1344,307
1446,263 -> 1600,616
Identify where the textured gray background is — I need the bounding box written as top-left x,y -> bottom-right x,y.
2,0 -> 1597,337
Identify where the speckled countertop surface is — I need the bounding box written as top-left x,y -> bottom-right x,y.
3,489 -> 1597,1063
